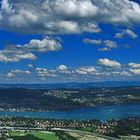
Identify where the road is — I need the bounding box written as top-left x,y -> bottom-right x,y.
0,126 -> 119,139
51,128 -> 120,140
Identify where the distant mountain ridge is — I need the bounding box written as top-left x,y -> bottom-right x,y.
0,81 -> 140,89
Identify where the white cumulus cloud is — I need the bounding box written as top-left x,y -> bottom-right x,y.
0,36 -> 62,63
0,0 -> 140,34
7,69 -> 31,78
115,29 -> 138,39
98,58 -> 121,68
84,39 -> 117,51
128,62 -> 140,68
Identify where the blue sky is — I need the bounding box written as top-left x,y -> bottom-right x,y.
0,0 -> 140,83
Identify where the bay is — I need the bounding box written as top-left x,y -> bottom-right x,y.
0,104 -> 139,122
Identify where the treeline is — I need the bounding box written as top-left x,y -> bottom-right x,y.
55,131 -> 77,140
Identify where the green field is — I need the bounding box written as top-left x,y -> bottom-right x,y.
79,127 -> 96,132
10,131 -> 59,140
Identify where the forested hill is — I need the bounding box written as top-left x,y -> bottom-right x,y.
0,86 -> 139,111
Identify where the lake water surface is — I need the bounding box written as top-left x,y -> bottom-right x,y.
0,104 -> 140,122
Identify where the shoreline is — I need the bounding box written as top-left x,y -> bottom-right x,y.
0,104 -> 139,122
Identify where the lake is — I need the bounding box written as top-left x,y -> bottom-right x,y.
0,104 -> 140,122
